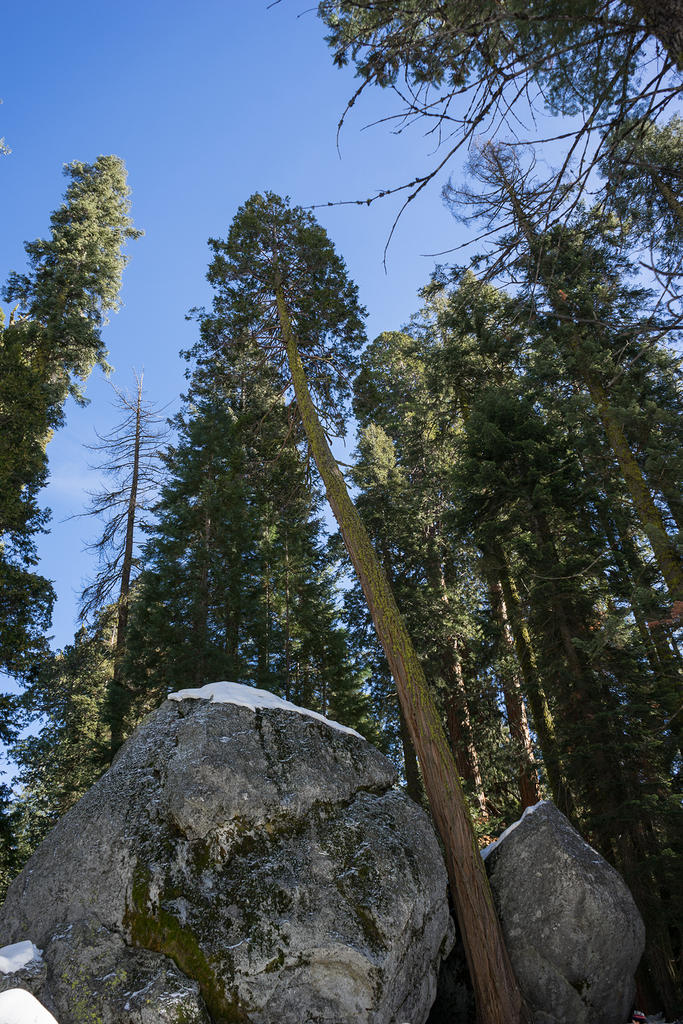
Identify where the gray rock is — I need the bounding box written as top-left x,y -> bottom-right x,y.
0,695 -> 452,1024
485,800 -> 645,1024
0,948 -> 47,1002
0,918 -> 210,1022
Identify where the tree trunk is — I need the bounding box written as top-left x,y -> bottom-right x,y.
427,542 -> 489,817
284,536 -> 292,701
491,544 -> 571,815
108,378 -> 142,756
573,366 -> 683,599
528,508 -> 632,848
276,285 -> 529,1024
489,581 -> 542,810
397,701 -> 424,804
192,507 -> 212,689
444,650 -> 489,818
377,540 -> 424,805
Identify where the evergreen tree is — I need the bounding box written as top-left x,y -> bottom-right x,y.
124,327 -> 376,742
317,0 -> 682,222
209,191 -> 529,1024
448,143 -> 683,601
9,613 -> 114,870
0,778 -> 21,902
423,266 -> 682,1011
351,327 -> 532,827
0,155 -> 140,690
602,115 -> 683,272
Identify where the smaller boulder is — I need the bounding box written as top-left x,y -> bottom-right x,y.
484,800 -> 645,1024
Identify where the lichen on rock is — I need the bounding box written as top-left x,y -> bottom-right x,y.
0,688 -> 452,1024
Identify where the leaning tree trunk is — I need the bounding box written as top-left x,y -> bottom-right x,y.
275,285 -> 529,1024
568,365 -> 683,599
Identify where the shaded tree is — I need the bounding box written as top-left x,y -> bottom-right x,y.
423,264 -> 683,1012
123,328 -> 377,743
8,612 -> 114,871
447,142 -> 683,601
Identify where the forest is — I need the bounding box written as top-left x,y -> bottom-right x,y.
0,2 -> 682,1023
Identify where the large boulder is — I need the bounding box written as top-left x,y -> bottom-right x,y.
0,683 -> 452,1024
484,800 -> 645,1024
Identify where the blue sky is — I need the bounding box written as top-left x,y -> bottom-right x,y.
0,1 -> 470,653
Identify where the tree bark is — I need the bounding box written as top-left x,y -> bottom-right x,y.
276,284 -> 529,1024
491,544 -> 571,815
572,365 -> 683,599
192,507 -> 212,689
397,701 -> 424,804
489,581 -> 542,810
426,541 -> 489,817
444,648 -> 489,818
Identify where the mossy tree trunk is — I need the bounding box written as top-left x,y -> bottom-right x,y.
569,362 -> 683,600
275,284 -> 529,1024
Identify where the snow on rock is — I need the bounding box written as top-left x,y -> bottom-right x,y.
168,680 -> 363,738
0,941 -> 43,974
480,799 -> 549,860
0,988 -> 58,1023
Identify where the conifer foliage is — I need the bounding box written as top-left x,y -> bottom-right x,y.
122,305 -> 375,743
76,375 -> 168,756
348,264 -> 682,1012
205,191 -> 529,1024
0,157 -> 139,697
1,14 -> 682,1018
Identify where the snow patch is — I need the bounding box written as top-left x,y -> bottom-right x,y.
0,988 -> 58,1023
168,681 -> 363,739
481,800 -> 550,861
0,941 -> 43,974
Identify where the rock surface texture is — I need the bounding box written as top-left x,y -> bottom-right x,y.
484,800 -> 646,1024
0,918 -> 210,1023
0,690 -> 452,1024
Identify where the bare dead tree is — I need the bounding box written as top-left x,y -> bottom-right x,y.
76,373 -> 170,753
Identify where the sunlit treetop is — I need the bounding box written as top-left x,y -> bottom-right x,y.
205,192 -> 367,437
3,155 -> 142,402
